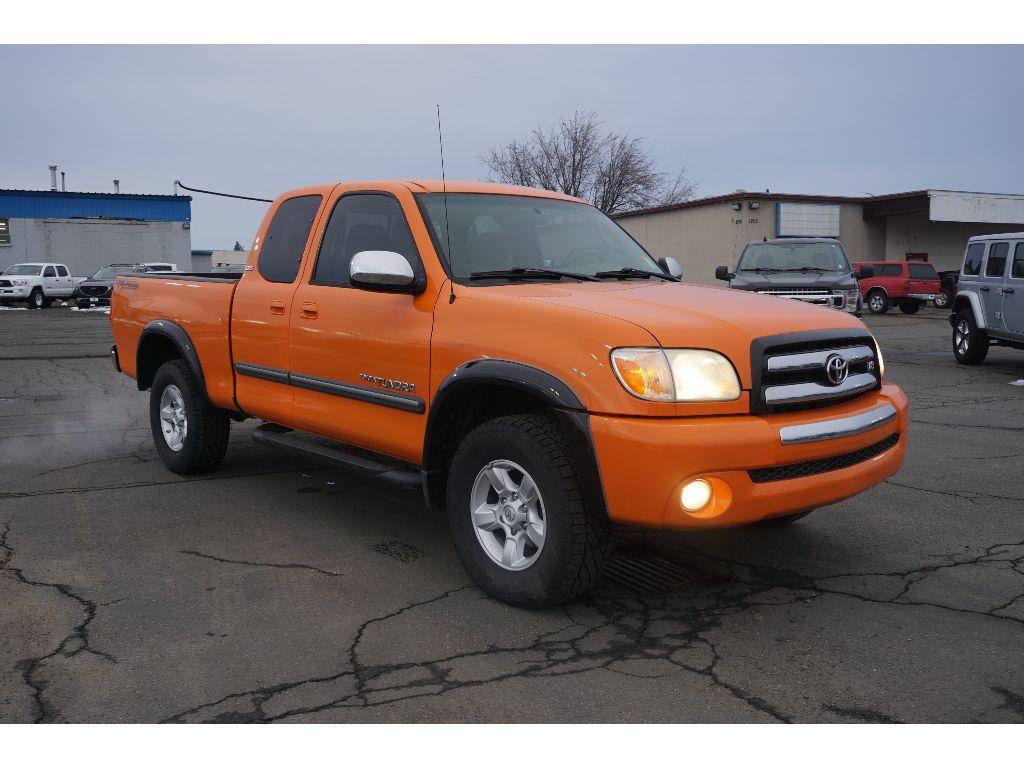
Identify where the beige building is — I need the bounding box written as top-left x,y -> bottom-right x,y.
615,189 -> 1024,285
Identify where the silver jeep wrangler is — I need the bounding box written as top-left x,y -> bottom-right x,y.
951,232 -> 1024,364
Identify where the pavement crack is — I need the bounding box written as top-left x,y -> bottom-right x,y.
180,549 -> 346,578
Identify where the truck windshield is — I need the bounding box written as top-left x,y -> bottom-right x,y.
417,193 -> 661,282
3,264 -> 43,276
738,242 -> 851,273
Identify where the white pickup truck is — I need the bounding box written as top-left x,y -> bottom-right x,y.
0,262 -> 81,308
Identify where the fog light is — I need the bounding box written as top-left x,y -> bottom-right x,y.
680,479 -> 713,512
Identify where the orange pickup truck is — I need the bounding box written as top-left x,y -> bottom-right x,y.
110,180 -> 908,606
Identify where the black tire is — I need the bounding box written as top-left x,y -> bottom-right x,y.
952,308 -> 989,365
149,359 -> 230,474
27,289 -> 44,309
755,510 -> 814,526
933,289 -> 952,309
899,300 -> 920,315
446,414 -> 609,607
866,289 -> 888,314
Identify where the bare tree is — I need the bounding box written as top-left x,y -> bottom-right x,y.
481,111 -> 696,214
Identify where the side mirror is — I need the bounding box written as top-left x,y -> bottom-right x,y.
855,264 -> 874,279
715,265 -> 734,281
658,256 -> 683,279
350,251 -> 424,294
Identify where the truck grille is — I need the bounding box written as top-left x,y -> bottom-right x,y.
751,330 -> 881,413
756,288 -> 842,308
748,433 -> 900,483
79,285 -> 110,297
0,280 -> 11,287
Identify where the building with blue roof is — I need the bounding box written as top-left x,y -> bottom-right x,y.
0,188 -> 192,278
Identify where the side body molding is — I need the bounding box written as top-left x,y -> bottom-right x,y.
136,319 -> 207,396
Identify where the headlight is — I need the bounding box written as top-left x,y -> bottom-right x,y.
611,348 -> 741,402
839,289 -> 860,312
12,279 -> 27,286
875,341 -> 885,379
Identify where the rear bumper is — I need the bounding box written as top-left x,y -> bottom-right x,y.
590,383 -> 908,530
906,293 -> 935,301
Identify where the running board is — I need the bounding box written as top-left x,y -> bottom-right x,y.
252,424 -> 422,490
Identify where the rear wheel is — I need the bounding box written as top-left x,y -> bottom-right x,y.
446,414 -> 609,607
933,289 -> 952,309
867,290 -> 888,314
149,359 -> 230,474
952,308 -> 989,365
899,300 -> 920,315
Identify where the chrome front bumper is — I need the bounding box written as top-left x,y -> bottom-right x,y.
778,403 -> 898,445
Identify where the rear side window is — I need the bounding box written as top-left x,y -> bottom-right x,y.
312,194 -> 420,285
985,242 -> 1009,277
43,266 -> 56,277
258,195 -> 323,283
56,265 -> 68,277
963,243 -> 984,275
879,264 -> 902,277
1013,243 -> 1024,279
908,263 -> 938,280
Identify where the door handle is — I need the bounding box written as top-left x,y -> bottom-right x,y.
269,300 -> 286,315
300,302 -> 320,319
980,285 -> 990,292
1003,287 -> 1016,294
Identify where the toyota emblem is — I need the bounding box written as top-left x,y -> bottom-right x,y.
825,353 -> 849,386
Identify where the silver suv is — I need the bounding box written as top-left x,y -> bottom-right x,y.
950,232 -> 1024,364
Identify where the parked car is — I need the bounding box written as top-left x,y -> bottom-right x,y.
209,262 -> 246,275
110,180 -> 907,607
72,263 -> 151,308
139,262 -> 178,272
853,260 -> 941,315
0,262 -> 78,308
935,270 -> 959,309
950,232 -> 1024,364
715,238 -> 867,315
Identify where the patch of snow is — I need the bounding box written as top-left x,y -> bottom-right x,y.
1010,379 -> 1024,387
70,306 -> 110,314
0,306 -> 29,311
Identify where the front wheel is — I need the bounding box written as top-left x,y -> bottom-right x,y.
867,290 -> 888,314
952,308 -> 989,365
899,300 -> 920,315
149,359 -> 230,474
27,289 -> 44,309
446,414 -> 609,607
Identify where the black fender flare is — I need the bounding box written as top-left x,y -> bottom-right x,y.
136,319 -> 207,397
422,359 -> 607,516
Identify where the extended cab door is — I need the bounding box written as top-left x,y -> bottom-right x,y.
287,187 -> 437,463
54,265 -> 74,296
41,265 -> 62,295
231,192 -> 326,425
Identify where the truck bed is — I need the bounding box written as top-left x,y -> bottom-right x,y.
110,272 -> 240,409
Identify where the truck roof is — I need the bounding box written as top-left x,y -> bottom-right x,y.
745,238 -> 841,246
276,180 -> 587,206
967,232 -> 1024,242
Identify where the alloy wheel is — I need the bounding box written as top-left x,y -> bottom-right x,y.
955,320 -> 970,355
159,384 -> 188,451
470,459 -> 546,571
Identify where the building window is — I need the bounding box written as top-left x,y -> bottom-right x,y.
0,218 -> 10,247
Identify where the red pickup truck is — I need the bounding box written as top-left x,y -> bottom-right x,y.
853,261 -> 941,315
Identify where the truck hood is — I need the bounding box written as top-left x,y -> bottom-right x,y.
729,271 -> 859,290
76,279 -> 116,289
515,281 -> 867,387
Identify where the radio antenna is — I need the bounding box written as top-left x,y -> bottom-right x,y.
436,104 -> 456,304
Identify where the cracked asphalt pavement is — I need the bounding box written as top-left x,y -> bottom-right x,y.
2,306 -> 1023,723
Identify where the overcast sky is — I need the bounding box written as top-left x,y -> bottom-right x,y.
3,45 -> 1022,248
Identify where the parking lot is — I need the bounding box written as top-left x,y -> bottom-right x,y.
1,305 -> 1023,723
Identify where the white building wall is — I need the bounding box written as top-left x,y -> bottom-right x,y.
0,218 -> 190,277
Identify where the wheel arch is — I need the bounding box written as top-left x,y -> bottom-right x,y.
951,290 -> 987,329
422,360 -> 607,517
136,319 -> 208,398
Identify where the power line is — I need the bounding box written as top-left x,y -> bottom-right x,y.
174,180 -> 272,203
